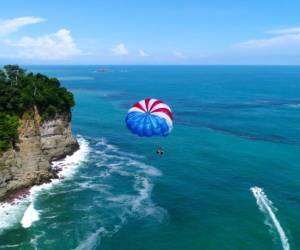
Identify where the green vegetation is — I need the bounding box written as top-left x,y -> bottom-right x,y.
0,65 -> 75,152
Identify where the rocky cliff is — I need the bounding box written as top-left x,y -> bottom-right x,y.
0,107 -> 78,201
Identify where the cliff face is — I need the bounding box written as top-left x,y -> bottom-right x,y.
0,108 -> 79,200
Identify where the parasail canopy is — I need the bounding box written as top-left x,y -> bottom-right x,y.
125,98 -> 173,137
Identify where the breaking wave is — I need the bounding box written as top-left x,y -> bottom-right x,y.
0,136 -> 90,232
0,135 -> 165,249
250,186 -> 290,250
21,204 -> 39,228
70,137 -> 166,249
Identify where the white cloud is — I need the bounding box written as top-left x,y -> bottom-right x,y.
0,16 -> 45,37
173,51 -> 186,59
4,29 -> 82,60
268,26 -> 300,35
112,43 -> 129,55
236,26 -> 300,49
237,34 -> 300,48
138,49 -> 149,57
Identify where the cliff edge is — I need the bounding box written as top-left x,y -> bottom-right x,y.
0,108 -> 78,200
0,65 -> 79,201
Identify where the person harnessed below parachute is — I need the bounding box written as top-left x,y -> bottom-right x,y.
156,146 -> 164,156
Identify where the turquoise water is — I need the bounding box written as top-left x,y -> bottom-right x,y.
1,66 -> 300,249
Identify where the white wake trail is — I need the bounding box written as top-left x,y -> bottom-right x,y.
250,186 -> 290,250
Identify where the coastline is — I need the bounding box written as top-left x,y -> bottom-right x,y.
1,146 -> 75,204
0,112 -> 79,202
0,150 -> 82,205
0,136 -> 89,231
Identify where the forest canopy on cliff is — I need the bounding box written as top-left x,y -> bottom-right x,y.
0,65 -> 75,152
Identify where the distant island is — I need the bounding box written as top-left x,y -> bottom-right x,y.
97,67 -> 111,73
0,65 -> 79,201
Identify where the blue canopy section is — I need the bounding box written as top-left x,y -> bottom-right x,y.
125,111 -> 170,137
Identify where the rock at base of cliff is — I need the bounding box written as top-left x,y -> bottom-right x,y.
0,112 -> 78,201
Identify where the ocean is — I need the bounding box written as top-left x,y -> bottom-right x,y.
0,65 -> 300,250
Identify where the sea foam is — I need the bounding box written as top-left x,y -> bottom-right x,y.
71,138 -> 165,249
21,204 -> 39,228
74,227 -> 105,250
0,136 -> 90,232
94,138 -> 165,219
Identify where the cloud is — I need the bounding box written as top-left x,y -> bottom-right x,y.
4,29 -> 82,60
236,26 -> 300,49
0,16 -> 45,37
138,49 -> 149,57
268,26 -> 300,35
112,43 -> 128,55
172,51 -> 186,59
237,34 -> 300,48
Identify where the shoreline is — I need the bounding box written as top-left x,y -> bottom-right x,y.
0,136 -> 89,232
0,146 -> 79,204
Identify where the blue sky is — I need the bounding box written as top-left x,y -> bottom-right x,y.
1,0 -> 300,64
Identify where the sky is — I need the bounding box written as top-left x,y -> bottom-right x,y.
1,0 -> 300,65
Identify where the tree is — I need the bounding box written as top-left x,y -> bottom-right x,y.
0,113 -> 19,152
0,65 -> 75,152
4,65 -> 26,86
0,70 -> 6,82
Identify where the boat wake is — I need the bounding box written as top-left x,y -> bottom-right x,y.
250,186 -> 290,250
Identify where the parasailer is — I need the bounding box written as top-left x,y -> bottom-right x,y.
125,98 -> 173,154
156,146 -> 164,156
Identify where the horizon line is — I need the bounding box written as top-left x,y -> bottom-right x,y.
1,64 -> 300,67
